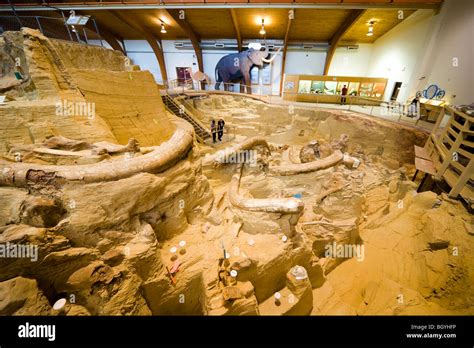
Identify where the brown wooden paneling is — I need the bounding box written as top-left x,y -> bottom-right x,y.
249,0 -> 293,3
161,0 -> 205,3
205,0 -> 248,3
235,8 -> 288,39
342,9 -> 416,43
294,0 -> 342,3
343,0 -> 390,3
18,6 -> 428,43
289,9 -> 351,41
391,0 -> 442,3
183,9 -> 235,38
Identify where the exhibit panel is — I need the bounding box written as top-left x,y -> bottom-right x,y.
283,74 -> 388,104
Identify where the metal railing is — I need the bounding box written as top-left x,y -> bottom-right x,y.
161,94 -> 211,143
163,78 -> 276,97
160,81 -> 434,131
0,15 -> 103,45
173,95 -> 237,142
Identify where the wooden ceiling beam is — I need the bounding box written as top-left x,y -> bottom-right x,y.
229,8 -> 242,52
279,9 -> 294,96
323,9 -> 366,75
82,17 -> 125,54
110,10 -> 168,82
165,9 -> 204,73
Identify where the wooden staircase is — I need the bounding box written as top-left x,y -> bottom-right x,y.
161,94 -> 211,143
424,106 -> 474,206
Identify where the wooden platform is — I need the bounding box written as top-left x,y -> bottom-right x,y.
415,157 -> 437,175
414,145 -> 431,161
423,106 -> 473,205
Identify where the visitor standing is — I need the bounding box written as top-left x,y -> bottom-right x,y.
341,85 -> 348,105
217,118 -> 225,142
211,119 -> 217,143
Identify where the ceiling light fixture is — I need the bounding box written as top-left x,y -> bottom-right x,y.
259,19 -> 266,36
160,20 -> 167,34
367,21 -> 375,37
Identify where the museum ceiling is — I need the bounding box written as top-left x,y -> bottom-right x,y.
0,1 -> 441,44
0,8 -> 421,43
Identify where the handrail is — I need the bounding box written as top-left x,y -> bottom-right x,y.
162,94 -> 210,143
168,96 -> 211,135
161,78 -> 276,97
177,96 -> 237,142
177,98 -> 210,124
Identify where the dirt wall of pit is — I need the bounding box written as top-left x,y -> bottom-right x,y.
0,28 -> 175,154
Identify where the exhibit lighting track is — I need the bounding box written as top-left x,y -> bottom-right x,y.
172,39 -> 330,52
0,3 -> 441,12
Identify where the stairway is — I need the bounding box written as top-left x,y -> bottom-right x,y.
161,94 -> 211,143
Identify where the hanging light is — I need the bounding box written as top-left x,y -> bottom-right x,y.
367,21 -> 375,36
259,19 -> 266,36
160,20 -> 167,34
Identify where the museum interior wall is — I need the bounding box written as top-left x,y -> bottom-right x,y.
362,9 -> 435,103
332,0 -> 473,105
327,44 -> 373,78
87,0 -> 473,104
408,0 -> 474,106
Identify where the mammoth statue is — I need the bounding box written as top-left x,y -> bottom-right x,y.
215,46 -> 281,94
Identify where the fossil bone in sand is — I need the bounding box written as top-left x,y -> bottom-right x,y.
0,127 -> 193,187
270,150 -> 360,176
202,136 -> 270,167
228,163 -> 304,213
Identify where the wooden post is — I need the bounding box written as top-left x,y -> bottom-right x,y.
449,159 -> 473,198
323,10 -> 365,75
279,9 -> 294,97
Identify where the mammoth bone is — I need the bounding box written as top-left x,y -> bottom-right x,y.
269,150 -> 361,176
0,127 -> 194,187
202,136 -> 270,167
228,162 -> 304,214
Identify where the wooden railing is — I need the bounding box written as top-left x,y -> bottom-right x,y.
424,106 -> 473,203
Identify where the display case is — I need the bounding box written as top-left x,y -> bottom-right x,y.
311,81 -> 324,94
298,80 -> 311,94
282,75 -> 388,105
371,82 -> 386,98
348,82 -> 360,96
359,82 -> 374,97
324,81 -> 338,95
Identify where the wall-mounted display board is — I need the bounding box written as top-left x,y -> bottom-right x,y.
282,74 -> 388,105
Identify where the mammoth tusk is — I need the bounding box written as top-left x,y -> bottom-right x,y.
262,47 -> 282,64
229,163 -> 304,214
0,127 -> 194,186
269,150 -> 361,176
202,136 -> 270,166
